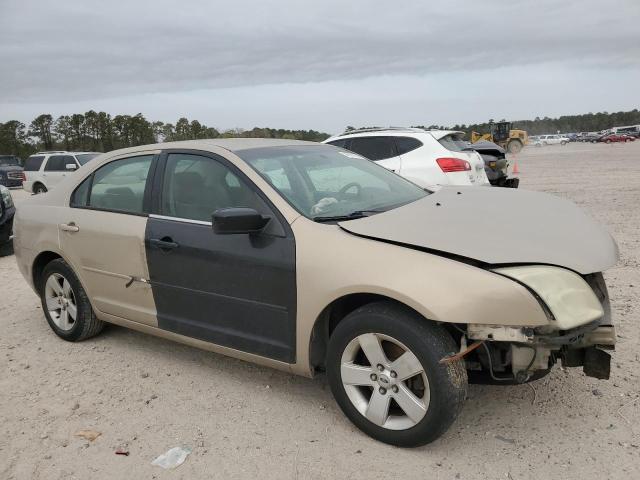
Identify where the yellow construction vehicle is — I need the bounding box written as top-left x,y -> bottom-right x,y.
471,121 -> 528,154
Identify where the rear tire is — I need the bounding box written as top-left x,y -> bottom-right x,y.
33,183 -> 47,194
326,302 -> 467,447
39,259 -> 104,341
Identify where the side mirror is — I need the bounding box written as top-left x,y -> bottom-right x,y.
212,208 -> 270,235
66,163 -> 77,170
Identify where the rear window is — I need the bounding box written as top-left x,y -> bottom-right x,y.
24,155 -> 45,171
437,134 -> 469,152
76,153 -> 99,165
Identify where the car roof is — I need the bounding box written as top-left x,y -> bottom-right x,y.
31,151 -> 101,156
100,138 -> 320,157
326,128 -> 464,142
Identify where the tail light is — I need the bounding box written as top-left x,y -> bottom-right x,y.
436,157 -> 471,172
20,172 -> 26,182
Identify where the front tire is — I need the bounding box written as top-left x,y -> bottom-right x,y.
39,259 -> 104,341
326,302 -> 467,447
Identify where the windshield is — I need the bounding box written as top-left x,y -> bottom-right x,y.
240,145 -> 428,220
0,156 -> 20,166
76,153 -> 99,165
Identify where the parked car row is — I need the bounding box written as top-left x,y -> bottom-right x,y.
530,132 -> 636,146
23,151 -> 100,193
14,137 -> 618,447
2,133 -> 517,197
0,151 -> 101,192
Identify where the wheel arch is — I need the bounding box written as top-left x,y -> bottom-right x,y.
32,250 -> 64,292
308,293 -> 438,373
32,181 -> 47,192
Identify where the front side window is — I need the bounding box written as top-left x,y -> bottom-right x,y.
80,155 -> 153,214
347,136 -> 397,161
160,153 -> 267,222
241,145 -> 428,220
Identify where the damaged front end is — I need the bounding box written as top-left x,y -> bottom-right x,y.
448,272 -> 615,383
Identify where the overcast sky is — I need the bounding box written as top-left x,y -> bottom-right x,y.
1,0 -> 639,134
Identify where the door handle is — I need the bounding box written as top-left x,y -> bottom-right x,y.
59,222 -> 79,232
149,237 -> 179,251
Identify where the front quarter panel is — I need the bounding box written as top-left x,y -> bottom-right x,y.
292,218 -> 549,375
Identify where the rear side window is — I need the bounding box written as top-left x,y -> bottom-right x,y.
24,155 -> 45,171
326,139 -> 348,148
395,137 -> 423,155
71,155 -> 153,214
347,136 -> 397,161
45,155 -> 74,171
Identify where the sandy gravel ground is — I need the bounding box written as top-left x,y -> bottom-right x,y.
1,142 -> 639,479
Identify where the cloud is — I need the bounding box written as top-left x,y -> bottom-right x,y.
1,0 -> 639,103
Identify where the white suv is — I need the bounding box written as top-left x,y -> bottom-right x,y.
23,151 -> 100,194
324,128 -> 489,188
531,135 -> 570,146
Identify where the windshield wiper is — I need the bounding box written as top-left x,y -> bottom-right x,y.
313,209 -> 383,223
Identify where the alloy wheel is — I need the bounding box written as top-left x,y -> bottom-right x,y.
44,273 -> 77,331
340,333 -> 429,430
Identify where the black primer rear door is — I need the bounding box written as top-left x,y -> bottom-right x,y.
145,150 -> 296,363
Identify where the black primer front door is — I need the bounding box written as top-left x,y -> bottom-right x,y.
145,151 -> 296,363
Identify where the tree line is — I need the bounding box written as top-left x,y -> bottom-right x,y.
0,111 -> 331,159
2,108 -> 639,159
448,109 -> 640,136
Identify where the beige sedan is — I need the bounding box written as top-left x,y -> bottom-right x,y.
14,139 -> 617,446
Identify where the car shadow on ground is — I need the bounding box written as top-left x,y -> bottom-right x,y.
90,321 -> 587,450
0,239 -> 14,257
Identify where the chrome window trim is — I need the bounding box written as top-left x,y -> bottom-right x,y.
149,213 -> 212,226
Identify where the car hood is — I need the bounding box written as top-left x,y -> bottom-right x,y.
0,165 -> 23,172
339,187 -> 618,274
